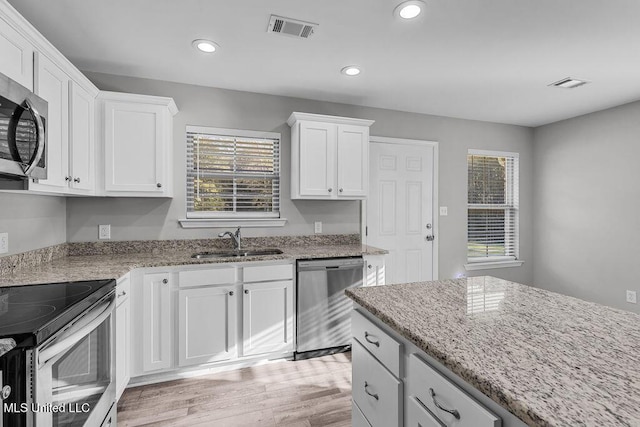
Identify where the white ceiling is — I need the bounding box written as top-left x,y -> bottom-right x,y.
8,0 -> 640,127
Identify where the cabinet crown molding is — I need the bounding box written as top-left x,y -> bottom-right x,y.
287,112 -> 374,127
98,91 -> 179,116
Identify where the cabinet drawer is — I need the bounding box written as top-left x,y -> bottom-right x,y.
407,396 -> 444,427
352,309 -> 402,377
179,267 -> 237,287
116,275 -> 131,306
352,401 -> 372,427
243,263 -> 293,283
408,354 -> 501,427
352,340 -> 402,427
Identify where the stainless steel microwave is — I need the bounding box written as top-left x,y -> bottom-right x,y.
0,71 -> 47,185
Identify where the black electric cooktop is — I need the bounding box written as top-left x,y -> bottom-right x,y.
0,279 -> 115,347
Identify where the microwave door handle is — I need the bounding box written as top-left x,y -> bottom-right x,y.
38,297 -> 115,368
21,98 -> 46,175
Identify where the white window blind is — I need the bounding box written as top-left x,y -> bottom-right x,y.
186,127 -> 280,219
467,150 -> 519,262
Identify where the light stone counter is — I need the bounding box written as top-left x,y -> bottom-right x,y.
0,244 -> 385,287
346,276 -> 640,427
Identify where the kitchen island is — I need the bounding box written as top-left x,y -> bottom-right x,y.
346,276 -> 640,427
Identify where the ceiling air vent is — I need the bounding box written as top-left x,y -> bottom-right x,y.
548,77 -> 590,89
267,15 -> 318,39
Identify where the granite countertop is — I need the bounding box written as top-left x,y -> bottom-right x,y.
346,276 -> 640,427
0,244 -> 385,287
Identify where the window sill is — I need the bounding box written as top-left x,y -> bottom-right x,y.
464,260 -> 525,271
179,218 -> 288,228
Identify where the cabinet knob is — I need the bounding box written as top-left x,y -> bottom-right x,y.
368,264 -> 372,269
162,278 -> 168,284
73,177 -> 81,183
157,183 -> 162,188
339,188 -> 343,193
229,291 -> 234,296
65,176 -> 71,182
328,188 -> 333,193
244,289 -> 249,294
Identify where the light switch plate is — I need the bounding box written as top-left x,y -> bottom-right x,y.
626,290 -> 637,304
314,221 -> 322,234
0,232 -> 8,254
98,225 -> 111,240
439,206 -> 448,216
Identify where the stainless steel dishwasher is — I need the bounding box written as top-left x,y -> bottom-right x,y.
295,257 -> 364,359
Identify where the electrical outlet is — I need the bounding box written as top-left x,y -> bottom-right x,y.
314,221 -> 322,234
626,290 -> 637,304
98,225 -> 111,240
439,206 -> 448,216
0,232 -> 8,254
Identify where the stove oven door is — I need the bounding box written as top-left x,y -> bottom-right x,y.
33,294 -> 115,427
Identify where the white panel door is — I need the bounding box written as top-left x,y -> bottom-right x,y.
178,286 -> 237,366
0,17 -> 34,90
337,124 -> 368,198
68,81 -> 95,193
32,53 -> 69,192
242,280 -> 294,356
104,101 -> 165,193
142,272 -> 172,372
367,140 -> 435,284
299,121 -> 335,197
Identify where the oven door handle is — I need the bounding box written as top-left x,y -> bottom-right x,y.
38,296 -> 115,367
21,98 -> 46,176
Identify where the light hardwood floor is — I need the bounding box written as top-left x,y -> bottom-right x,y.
117,352 -> 352,427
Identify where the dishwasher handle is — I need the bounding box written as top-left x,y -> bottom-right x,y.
297,258 -> 364,271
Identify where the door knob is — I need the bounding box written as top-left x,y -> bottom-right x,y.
425,235 -> 435,242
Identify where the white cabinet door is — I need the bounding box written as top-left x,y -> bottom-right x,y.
363,255 -> 386,287
298,121 -> 335,197
142,272 -> 172,372
115,289 -> 130,401
337,124 -> 368,198
242,280 -> 294,356
103,101 -> 167,194
178,286 -> 237,367
32,53 -> 69,193
68,81 -> 95,193
0,17 -> 34,90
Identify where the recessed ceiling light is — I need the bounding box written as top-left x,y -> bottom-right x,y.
192,39 -> 219,53
394,0 -> 426,19
341,66 -> 361,76
548,77 -> 590,89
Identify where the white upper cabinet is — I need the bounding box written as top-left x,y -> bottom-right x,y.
31,52 -> 70,193
98,92 -> 178,197
288,112 -> 374,200
0,15 -> 34,90
68,81 -> 96,194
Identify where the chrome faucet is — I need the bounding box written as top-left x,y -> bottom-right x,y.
218,227 -> 242,250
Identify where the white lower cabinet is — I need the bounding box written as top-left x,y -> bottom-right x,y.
115,275 -> 131,400
242,280 -> 294,356
141,272 -> 172,373
352,339 -> 403,427
179,286 -> 237,367
363,254 -> 386,287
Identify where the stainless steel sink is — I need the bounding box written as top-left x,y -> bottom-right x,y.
191,248 -> 284,259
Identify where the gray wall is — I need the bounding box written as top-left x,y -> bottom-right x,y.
0,193 -> 66,255
533,100 -> 640,313
66,72 -> 534,283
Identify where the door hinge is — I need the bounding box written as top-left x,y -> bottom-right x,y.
365,226 -> 368,236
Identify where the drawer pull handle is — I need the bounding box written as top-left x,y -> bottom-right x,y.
364,331 -> 380,347
364,382 -> 379,400
430,388 -> 460,420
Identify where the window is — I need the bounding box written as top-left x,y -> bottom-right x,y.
186,126 -> 280,219
467,149 -> 519,265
